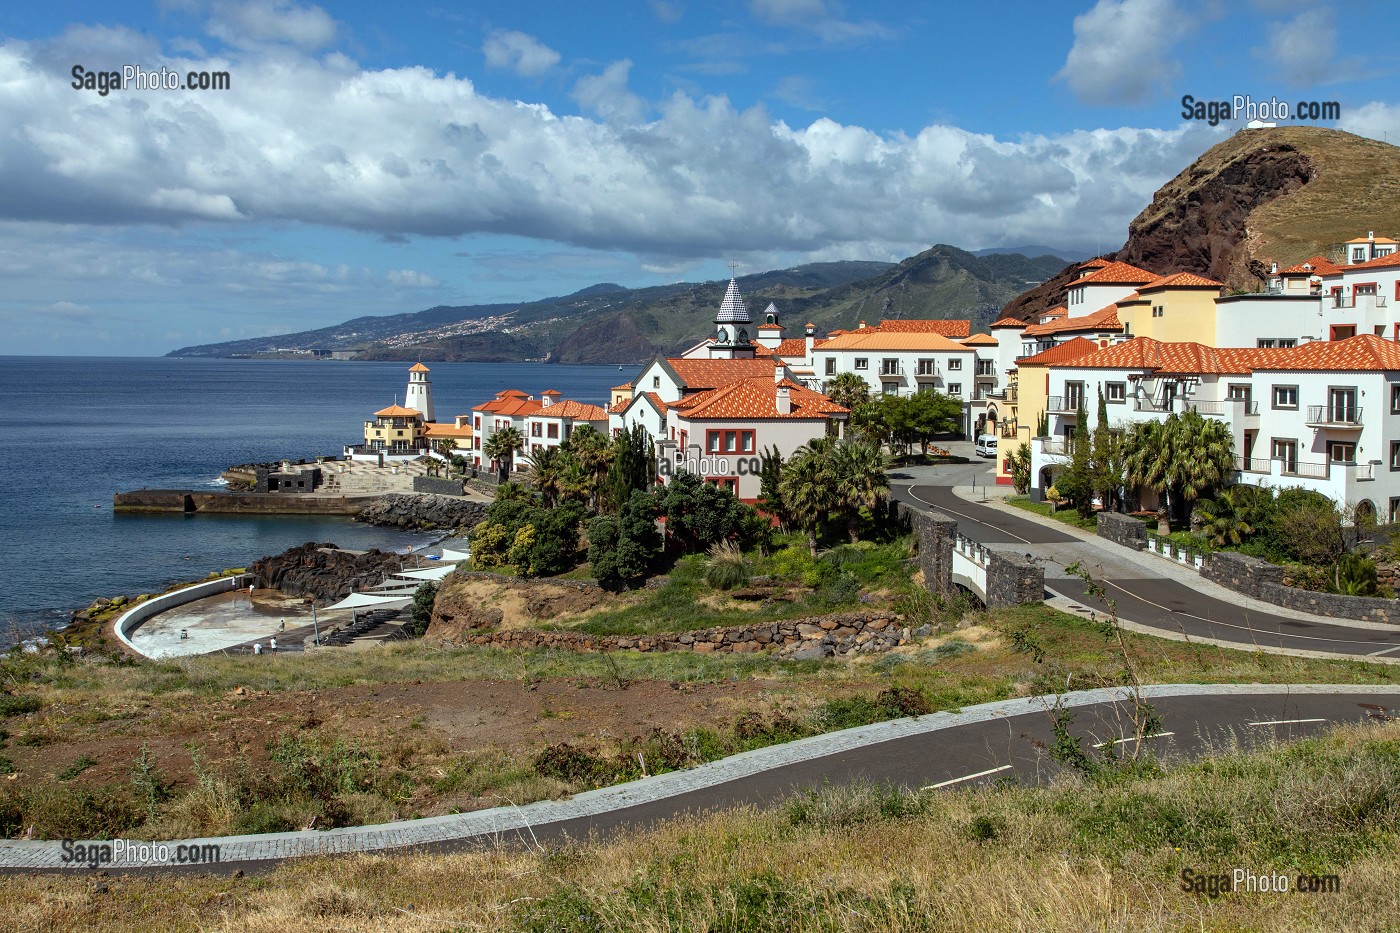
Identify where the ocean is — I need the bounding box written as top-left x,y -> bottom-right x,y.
0,357 -> 626,643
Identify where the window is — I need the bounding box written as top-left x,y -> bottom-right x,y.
1271,438 -> 1298,472
531,422 -> 542,437
1328,387 -> 1359,423
854,358 -> 868,370
977,360 -> 995,376
882,383 -> 899,396
1328,441 -> 1356,464
1392,384 -> 1400,414
1065,381 -> 1085,410
1105,382 -> 1126,403
824,358 -> 836,376
947,358 -> 962,371
880,358 -> 900,376
1391,497 -> 1400,524
1272,385 -> 1298,409
706,430 -> 754,454
1331,325 -> 1356,341
1391,442 -> 1400,472
1257,338 -> 1297,349
917,358 -> 936,375
652,376 -> 661,389
547,423 -> 559,439
1152,304 -> 1164,318
948,383 -> 962,396
1353,247 -> 1366,263
1227,384 -> 1250,402
707,477 -> 738,494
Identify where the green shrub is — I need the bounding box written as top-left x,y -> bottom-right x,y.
0,695 -> 41,717
533,743 -> 607,786
704,541 -> 752,591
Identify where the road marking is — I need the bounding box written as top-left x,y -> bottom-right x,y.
903,486 -> 1036,546
1247,718 -> 1327,726
1368,644 -> 1400,657
1087,580 -> 1398,651
922,764 -> 1012,790
1092,731 -> 1174,749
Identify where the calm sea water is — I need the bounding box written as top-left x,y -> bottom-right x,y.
0,357 -> 625,642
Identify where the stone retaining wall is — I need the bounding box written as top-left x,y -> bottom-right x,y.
987,551 -> 1045,606
1096,511 -> 1148,551
449,610 -> 904,657
898,503 -> 956,597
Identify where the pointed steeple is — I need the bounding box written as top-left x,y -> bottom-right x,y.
715,278 -> 751,323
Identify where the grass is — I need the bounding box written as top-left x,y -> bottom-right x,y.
1004,495 -> 1099,530
2,720 -> 1397,931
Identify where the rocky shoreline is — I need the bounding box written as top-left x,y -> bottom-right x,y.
354,493 -> 489,533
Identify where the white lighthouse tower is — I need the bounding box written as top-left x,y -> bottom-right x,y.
405,363 -> 435,422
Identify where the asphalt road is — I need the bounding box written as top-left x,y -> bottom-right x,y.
894,482 -> 1400,660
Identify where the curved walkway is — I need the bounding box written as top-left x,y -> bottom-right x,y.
894,482 -> 1400,662
3,684 -> 1398,874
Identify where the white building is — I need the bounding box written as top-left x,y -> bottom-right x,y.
812,330 -> 977,400
523,393 -> 610,457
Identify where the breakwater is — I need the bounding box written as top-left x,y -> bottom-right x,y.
113,489 -> 375,515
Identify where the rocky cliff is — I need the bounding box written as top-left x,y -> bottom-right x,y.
249,543 -> 412,601
1002,127 -> 1400,321
354,494 -> 489,532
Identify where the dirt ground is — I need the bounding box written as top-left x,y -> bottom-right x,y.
428,579 -> 611,635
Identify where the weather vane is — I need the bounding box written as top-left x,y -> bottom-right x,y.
728,260 -> 739,277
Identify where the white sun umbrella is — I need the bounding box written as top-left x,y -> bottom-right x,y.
322,593 -> 415,611
391,564 -> 459,582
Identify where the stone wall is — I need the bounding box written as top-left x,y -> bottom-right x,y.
898,503 -> 956,597
1096,512 -> 1148,551
1200,551 -> 1284,599
446,610 -> 905,658
1258,583 -> 1400,625
354,493 -> 488,531
986,551 -> 1045,606
412,476 -> 465,496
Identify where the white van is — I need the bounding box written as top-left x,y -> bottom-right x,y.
975,435 -> 998,458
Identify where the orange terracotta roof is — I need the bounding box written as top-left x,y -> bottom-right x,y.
1252,334 -> 1400,371
535,400 -> 610,421
773,337 -> 820,357
1016,337 -> 1100,366
500,389 -> 529,398
643,392 -> 670,412
873,318 -> 972,337
666,357 -> 784,389
373,404 -> 422,418
1049,337 -> 1268,375
1279,255 -> 1342,276
757,323 -> 784,330
1076,261 -> 1157,284
1080,258 -> 1111,270
472,392 -> 543,416
1138,271 -> 1224,290
671,377 -> 848,421
1345,235 -> 1398,244
816,331 -> 971,352
990,316 -> 1025,328
408,363 -> 430,373
960,333 -> 999,346
423,422 -> 473,438
1041,306 -> 1067,319
610,383 -> 632,391
1022,304 -> 1121,337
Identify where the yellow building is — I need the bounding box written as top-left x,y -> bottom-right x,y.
996,337 -> 1099,485
363,404 -> 427,456
1115,272 -> 1225,342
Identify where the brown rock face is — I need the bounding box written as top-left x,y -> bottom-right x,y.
249,543 -> 411,601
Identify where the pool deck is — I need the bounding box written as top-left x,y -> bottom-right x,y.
128,588 -> 353,657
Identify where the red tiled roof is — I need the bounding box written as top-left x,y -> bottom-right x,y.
1049,337 -> 1272,375
757,323 -> 783,330
772,337 -> 817,357
817,331 -> 971,352
1042,306 -> 1067,319
472,392 -> 543,416
1076,261 -> 1157,284
1345,235 -> 1398,244
1279,255 -> 1342,276
1138,271 -> 1224,290
536,400 -> 610,421
960,333 -> 999,346
1016,337 -> 1100,366
666,357 -> 793,389
990,316 -> 1025,328
373,404 -> 421,418
1080,258 -> 1111,270
872,318 -> 972,337
611,383 -> 632,391
1022,304 -> 1121,337
671,377 -> 848,421
1349,251 -> 1400,271
408,363 -> 430,373
423,421 -> 473,438
1253,334 -> 1400,371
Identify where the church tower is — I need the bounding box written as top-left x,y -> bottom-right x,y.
756,301 -> 784,350
405,363 -> 435,422
709,278 -> 756,359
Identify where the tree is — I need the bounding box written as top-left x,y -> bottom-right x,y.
1123,411 -> 1233,531
434,438 -> 458,460
1009,441 -> 1033,495
1194,485 -> 1269,547
1273,497 -> 1375,590
564,424 -> 614,510
1036,409 -> 1049,437
588,490 -> 661,586
525,446 -> 567,508
823,372 -> 870,412
1056,398 -> 1095,519
779,438 -> 841,555
904,391 -> 963,453
653,471 -> 746,553
756,445 -> 787,526
405,582 -> 438,638
483,426 -> 524,482
1090,387 -> 1125,512
830,440 -> 890,543
601,424 -> 653,512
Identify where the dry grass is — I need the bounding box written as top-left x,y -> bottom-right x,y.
3,720 -> 1398,932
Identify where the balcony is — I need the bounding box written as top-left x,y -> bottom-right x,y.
879,363 -> 908,381
1038,437 -> 1072,456
1330,295 -> 1388,309
987,386 -> 1018,403
1305,405 -> 1363,429
1046,395 -> 1084,414
913,366 -> 941,382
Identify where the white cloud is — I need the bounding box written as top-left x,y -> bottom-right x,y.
748,0 -> 893,44
387,269 -> 441,287
482,29 -> 560,78
0,28 -> 1237,275
1057,0 -> 1194,105
1259,6 -> 1364,85
570,60 -> 647,124
1339,101 -> 1400,144
206,0 -> 337,50
649,0 -> 685,24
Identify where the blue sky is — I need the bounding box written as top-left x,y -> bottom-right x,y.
2,0 -> 1398,355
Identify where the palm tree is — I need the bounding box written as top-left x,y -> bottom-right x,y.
831,441 -> 889,543
1124,419 -> 1173,530
1194,485 -> 1260,547
779,438 -> 839,555
483,425 -> 524,482
565,425 -> 613,509
823,372 -> 870,412
525,445 -> 567,508
1124,412 -> 1235,531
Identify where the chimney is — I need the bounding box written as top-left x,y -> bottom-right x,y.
858,320 -> 867,330
541,389 -> 560,408
774,360 -> 786,384
1369,231 -> 1375,240
1270,260 -> 1278,275
775,384 -> 791,416
805,322 -> 816,358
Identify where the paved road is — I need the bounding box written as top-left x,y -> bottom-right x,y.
4,685 -> 1397,874
893,481 -> 1400,660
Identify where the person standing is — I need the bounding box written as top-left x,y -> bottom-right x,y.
253,642 -> 262,655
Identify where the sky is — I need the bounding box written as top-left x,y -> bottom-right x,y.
2,1 -> 1398,355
